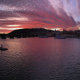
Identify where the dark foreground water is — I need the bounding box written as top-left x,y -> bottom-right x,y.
0,37 -> 80,80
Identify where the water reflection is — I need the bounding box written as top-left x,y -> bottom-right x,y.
0,38 -> 80,80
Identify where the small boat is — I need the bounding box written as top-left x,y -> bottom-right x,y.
54,36 -> 66,39
0,45 -> 8,50
38,36 -> 48,38
0,47 -> 8,50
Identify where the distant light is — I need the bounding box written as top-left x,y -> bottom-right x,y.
51,29 -> 56,30
51,28 -> 62,31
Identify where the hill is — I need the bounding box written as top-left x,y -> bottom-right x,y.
8,28 -> 53,38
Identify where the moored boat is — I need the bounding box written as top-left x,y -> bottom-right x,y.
54,36 -> 66,39
38,36 -> 48,38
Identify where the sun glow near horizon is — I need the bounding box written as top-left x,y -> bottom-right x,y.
7,25 -> 21,27
0,0 -> 80,33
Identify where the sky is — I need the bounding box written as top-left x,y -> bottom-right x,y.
0,0 -> 80,33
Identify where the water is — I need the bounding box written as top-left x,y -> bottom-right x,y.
0,37 -> 80,80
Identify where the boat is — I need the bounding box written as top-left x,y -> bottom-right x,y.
54,36 -> 66,39
0,47 -> 8,50
0,45 -> 8,50
38,36 -> 48,38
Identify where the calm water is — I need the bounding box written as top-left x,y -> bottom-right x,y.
0,37 -> 80,80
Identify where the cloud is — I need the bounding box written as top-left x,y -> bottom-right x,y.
0,10 -> 18,18
76,0 -> 80,14
0,0 -> 79,33
65,0 -> 71,4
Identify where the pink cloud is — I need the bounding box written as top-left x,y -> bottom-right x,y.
0,0 -> 79,33
76,0 -> 80,14
65,0 -> 71,4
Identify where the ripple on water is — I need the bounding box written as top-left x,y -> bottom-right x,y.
0,38 -> 80,80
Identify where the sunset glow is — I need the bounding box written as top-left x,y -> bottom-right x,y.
0,0 -> 80,33
7,25 -> 21,27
